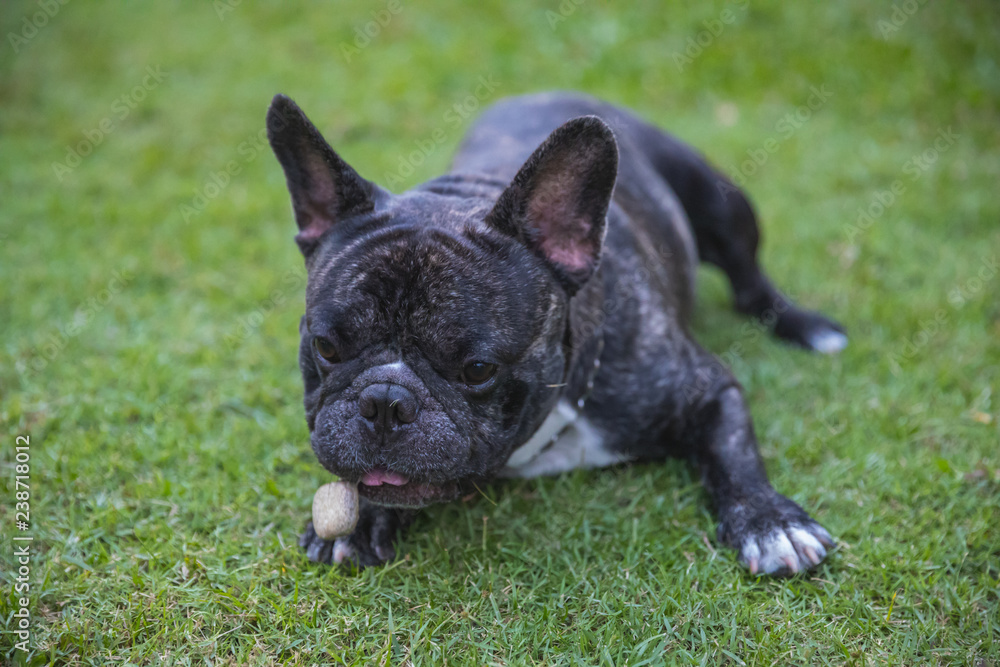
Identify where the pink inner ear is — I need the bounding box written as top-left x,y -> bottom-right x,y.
296,152 -> 339,240
539,223 -> 595,271
526,164 -> 595,272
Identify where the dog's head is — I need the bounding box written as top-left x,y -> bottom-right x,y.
266,95 -> 617,507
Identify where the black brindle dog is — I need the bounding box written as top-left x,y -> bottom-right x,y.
267,92 -> 845,576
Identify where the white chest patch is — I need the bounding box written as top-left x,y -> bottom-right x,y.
499,400 -> 631,479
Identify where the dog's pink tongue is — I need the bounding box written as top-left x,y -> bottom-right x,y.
360,470 -> 410,487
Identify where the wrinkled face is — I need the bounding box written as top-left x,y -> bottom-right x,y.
266,95 -> 618,507
299,197 -> 566,507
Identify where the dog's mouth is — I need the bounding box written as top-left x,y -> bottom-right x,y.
355,468 -> 460,508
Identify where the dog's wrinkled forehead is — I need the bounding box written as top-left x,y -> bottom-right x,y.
305,193 -> 552,364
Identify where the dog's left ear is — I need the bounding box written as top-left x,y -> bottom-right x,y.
486,116 -> 618,294
266,94 -> 387,257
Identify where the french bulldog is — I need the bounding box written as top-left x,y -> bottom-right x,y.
266,92 -> 845,576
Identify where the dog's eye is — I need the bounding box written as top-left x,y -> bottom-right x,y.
313,337 -> 340,363
462,361 -> 497,386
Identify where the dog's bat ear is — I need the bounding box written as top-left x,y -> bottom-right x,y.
485,116 -> 618,295
266,94 -> 387,257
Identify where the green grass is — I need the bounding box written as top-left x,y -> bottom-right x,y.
1,1 -> 999,664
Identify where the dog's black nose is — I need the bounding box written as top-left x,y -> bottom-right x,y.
358,383 -> 419,429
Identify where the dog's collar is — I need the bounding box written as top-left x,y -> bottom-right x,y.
505,333 -> 604,469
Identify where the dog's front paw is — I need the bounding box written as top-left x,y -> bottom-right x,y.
298,501 -> 410,569
298,521 -> 391,568
718,493 -> 835,576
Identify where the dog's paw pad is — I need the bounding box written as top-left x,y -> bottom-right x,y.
739,522 -> 834,576
805,328 -> 848,354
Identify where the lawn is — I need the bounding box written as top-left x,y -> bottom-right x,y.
1,1 -> 998,664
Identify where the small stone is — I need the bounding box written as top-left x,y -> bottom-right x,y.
312,481 -> 360,540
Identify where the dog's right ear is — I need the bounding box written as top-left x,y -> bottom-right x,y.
266,94 -> 386,257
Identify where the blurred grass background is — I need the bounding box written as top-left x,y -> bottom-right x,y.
1,0 -> 998,664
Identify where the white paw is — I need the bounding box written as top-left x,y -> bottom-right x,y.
740,523 -> 834,576
806,329 -> 848,354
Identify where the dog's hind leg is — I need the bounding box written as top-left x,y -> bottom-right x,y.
627,119 -> 847,353
692,180 -> 847,353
